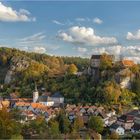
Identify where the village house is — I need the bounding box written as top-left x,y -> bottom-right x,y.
13,102 -> 30,111
110,123 -> 125,135
20,110 -> 37,123
117,114 -> 134,130
38,95 -> 54,106
131,123 -> 140,133
50,92 -> 64,105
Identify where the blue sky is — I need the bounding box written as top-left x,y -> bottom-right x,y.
0,1 -> 140,62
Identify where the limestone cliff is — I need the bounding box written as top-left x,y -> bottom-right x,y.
4,56 -> 30,84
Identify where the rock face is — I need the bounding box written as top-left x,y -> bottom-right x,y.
4,70 -> 13,84
115,68 -> 134,89
4,56 -> 30,84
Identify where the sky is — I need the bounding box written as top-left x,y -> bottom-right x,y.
0,1 -> 140,62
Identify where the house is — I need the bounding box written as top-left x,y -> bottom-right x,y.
38,95 -> 54,106
21,110 -> 37,122
106,110 -> 116,118
79,107 -> 87,114
28,103 -> 41,112
110,123 -> 125,135
117,114 -> 134,130
97,111 -> 109,126
107,116 -> 117,126
134,114 -> 140,124
14,102 -> 30,110
44,109 -> 56,122
131,123 -> 140,133
50,92 -> 64,104
68,111 -> 76,122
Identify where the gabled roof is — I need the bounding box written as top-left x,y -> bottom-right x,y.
110,123 -> 123,130
51,92 -> 63,98
127,110 -> 140,116
133,123 -> 140,130
38,95 -> 49,102
118,114 -> 134,122
91,55 -> 101,59
15,102 -> 30,107
121,60 -> 135,67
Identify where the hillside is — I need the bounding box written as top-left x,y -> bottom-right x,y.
0,47 -> 140,108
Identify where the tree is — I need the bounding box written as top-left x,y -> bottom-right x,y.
73,116 -> 84,132
103,81 -> 121,104
100,53 -> 113,70
88,116 -> 104,133
132,77 -> 140,103
57,111 -> 71,134
67,64 -> 78,74
48,119 -> 61,139
0,108 -> 21,139
109,132 -> 119,139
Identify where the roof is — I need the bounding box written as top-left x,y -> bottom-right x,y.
127,110 -> 140,116
16,102 -> 30,107
91,55 -> 101,59
110,123 -> 122,129
38,95 -> 49,102
51,92 -> 63,98
122,60 -> 135,67
133,123 -> 140,130
118,114 -> 134,122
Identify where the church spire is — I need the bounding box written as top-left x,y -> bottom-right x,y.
33,82 -> 39,103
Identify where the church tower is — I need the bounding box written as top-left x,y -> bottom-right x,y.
33,84 -> 39,103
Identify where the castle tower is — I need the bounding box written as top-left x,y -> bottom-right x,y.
33,84 -> 39,103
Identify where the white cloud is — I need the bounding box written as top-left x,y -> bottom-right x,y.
126,29 -> 140,40
93,17 -> 103,24
0,2 -> 35,22
20,32 -> 46,44
33,47 -> 46,54
18,33 -> 60,54
77,47 -> 87,53
90,45 -> 140,63
52,20 -> 64,25
58,26 -> 117,46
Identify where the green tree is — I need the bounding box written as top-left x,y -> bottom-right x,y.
57,111 -> 70,134
48,119 -> 61,139
0,108 -> 21,139
88,116 -> 104,133
132,77 -> 140,103
100,53 -> 113,70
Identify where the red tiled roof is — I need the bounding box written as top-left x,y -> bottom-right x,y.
122,60 -> 135,67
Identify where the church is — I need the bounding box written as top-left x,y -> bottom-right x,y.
33,86 -> 64,107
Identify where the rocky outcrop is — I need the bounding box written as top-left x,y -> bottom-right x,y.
4,56 -> 30,84
115,68 -> 135,89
